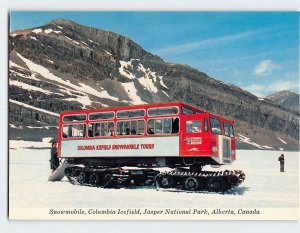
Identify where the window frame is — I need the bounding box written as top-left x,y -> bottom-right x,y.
204,118 -> 208,132
88,121 -> 115,138
147,106 -> 179,117
88,111 -> 115,121
62,123 -> 86,139
209,117 -> 222,135
182,107 -> 194,115
116,109 -> 146,119
116,119 -> 145,136
146,117 -> 180,136
62,114 -> 87,123
185,120 -> 202,133
223,122 -> 235,138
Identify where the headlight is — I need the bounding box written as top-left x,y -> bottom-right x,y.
212,146 -> 218,152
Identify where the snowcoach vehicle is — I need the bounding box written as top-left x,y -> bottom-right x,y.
55,102 -> 245,192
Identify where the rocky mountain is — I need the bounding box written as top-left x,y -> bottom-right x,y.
9,19 -> 299,151
265,90 -> 299,114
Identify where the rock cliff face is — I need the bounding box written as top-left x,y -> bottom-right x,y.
9,19 -> 299,150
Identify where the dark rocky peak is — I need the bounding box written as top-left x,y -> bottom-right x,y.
266,90 -> 299,113
266,90 -> 298,101
47,18 -> 158,62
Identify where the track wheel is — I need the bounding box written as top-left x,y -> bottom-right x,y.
157,174 -> 175,188
65,167 -> 76,185
89,173 -> 101,186
184,177 -> 199,191
78,171 -> 89,184
102,173 -> 114,188
207,177 -> 225,192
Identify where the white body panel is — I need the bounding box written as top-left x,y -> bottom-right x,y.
61,136 -> 180,158
218,135 -> 223,164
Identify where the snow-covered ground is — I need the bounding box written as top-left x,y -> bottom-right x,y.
9,147 -> 299,209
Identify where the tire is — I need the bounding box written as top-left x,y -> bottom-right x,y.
78,171 -> 89,184
157,174 -> 175,188
65,167 -> 76,185
89,173 -> 101,186
102,173 -> 113,188
133,178 -> 146,186
183,177 -> 199,191
207,177 -> 225,192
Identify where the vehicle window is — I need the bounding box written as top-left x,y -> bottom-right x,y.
89,112 -> 114,120
182,107 -> 193,115
117,121 -> 124,135
137,120 -> 145,135
171,117 -> 179,133
62,124 -> 86,138
147,119 -> 155,134
117,109 -> 145,118
223,123 -> 234,137
163,118 -> 172,134
186,120 -> 201,133
147,117 -> 179,135
148,107 -> 179,116
63,114 -> 86,122
88,122 -> 114,137
155,119 -> 163,134
210,118 -> 221,135
117,120 -> 145,136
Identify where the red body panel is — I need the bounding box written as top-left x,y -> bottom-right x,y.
57,102 -> 236,165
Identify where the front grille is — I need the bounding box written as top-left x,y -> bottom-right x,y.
223,138 -> 231,160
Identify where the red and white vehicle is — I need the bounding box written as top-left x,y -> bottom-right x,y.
58,102 -> 236,168
57,102 -> 244,191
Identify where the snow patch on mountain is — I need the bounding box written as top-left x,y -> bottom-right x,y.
138,76 -> 158,93
118,60 -> 168,94
64,36 -> 80,45
44,29 -> 62,34
78,83 -> 119,101
10,69 -> 29,79
9,61 -> 25,70
16,53 -> 120,105
162,90 -> 171,99
9,123 -> 20,129
63,96 -> 92,107
137,63 -> 168,90
32,28 -> 43,34
277,137 -> 287,144
121,82 -> 146,104
9,99 -> 59,117
119,60 -> 135,79
80,41 -> 88,46
30,36 -> 38,41
10,80 -> 54,95
237,134 -> 270,149
103,50 -> 112,56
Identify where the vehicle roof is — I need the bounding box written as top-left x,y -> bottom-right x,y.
60,101 -> 233,123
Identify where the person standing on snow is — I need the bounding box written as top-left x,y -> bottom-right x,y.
50,142 -> 59,174
278,154 -> 285,172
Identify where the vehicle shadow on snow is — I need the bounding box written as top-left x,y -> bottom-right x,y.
158,186 -> 250,195
60,179 -> 250,195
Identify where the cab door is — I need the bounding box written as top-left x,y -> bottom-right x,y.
180,115 -> 203,156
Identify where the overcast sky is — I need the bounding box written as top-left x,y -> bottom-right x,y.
10,11 -> 299,97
